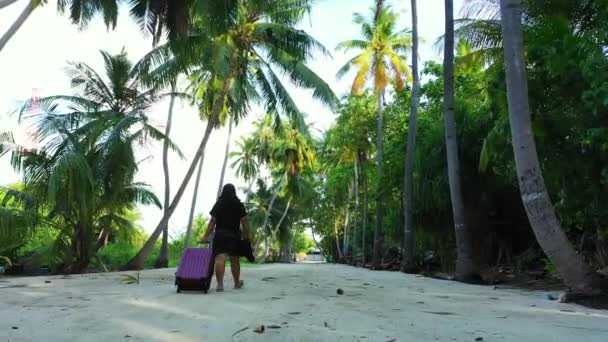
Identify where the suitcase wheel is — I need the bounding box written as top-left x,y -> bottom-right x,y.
176,286 -> 181,293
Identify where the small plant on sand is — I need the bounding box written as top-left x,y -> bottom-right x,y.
0,256 -> 12,267
121,272 -> 140,284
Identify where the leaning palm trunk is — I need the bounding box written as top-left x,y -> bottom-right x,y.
244,171 -> 258,204
0,0 -> 36,53
500,0 -> 601,297
124,78 -> 232,270
155,84 -> 176,268
0,0 -> 19,10
444,0 -> 477,281
372,92 -> 385,268
402,0 -> 420,272
253,172 -> 287,256
216,117 -> 233,199
258,197 -> 291,264
361,152 -> 369,264
183,153 -> 206,248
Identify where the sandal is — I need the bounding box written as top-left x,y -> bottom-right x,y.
234,280 -> 244,289
216,286 -> 224,292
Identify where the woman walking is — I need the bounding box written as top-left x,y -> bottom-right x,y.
202,184 -> 253,292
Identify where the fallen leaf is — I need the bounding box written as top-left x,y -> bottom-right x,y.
267,325 -> 281,329
254,325 -> 265,334
12,326 -> 18,330
422,311 -> 457,316
475,338 -> 484,341
287,312 -> 301,315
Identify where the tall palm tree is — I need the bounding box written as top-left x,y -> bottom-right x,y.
336,4 -> 412,268
444,0 -> 477,281
154,81 -> 177,268
230,136 -> 260,203
401,0 -> 420,271
125,0 -> 337,270
216,117 -> 233,199
499,0 -> 602,297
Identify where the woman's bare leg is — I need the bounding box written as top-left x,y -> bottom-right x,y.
215,254 -> 226,291
230,256 -> 243,288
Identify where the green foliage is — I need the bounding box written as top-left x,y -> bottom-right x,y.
292,231 -> 315,255
0,50 -> 175,272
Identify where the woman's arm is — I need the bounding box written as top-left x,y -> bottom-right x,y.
201,217 -> 216,242
241,216 -> 252,241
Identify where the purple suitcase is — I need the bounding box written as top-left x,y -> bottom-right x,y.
175,247 -> 214,293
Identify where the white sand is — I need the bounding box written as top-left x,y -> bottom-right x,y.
1,263 -> 607,342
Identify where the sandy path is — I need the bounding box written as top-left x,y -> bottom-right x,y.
1,263 -> 607,342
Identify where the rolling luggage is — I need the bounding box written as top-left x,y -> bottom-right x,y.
175,245 -> 214,293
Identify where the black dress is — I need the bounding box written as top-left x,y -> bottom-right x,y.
210,199 -> 247,257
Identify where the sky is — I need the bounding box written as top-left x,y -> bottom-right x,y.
0,0 -> 464,237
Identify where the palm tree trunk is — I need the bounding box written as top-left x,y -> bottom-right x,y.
155,84 -> 176,268
372,92 -> 385,269
353,157 -> 359,263
343,179 -> 353,258
253,172 -> 287,256
123,77 -> 231,270
443,0 -> 477,281
259,197 -> 291,264
0,0 -> 35,53
499,0 -> 601,296
216,117 -> 233,199
361,152 -> 368,264
402,0 -> 420,272
244,171 -> 258,204
184,153 -> 205,248
374,0 -> 384,21
334,220 -> 343,260
0,0 -> 19,10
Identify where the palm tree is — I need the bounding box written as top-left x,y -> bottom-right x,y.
499,0 -> 602,298
125,0 -> 336,270
1,50 -> 173,271
255,117 -> 314,255
336,4 -> 412,268
401,0 -> 420,272
443,0 -> 478,281
230,137 -> 260,203
1,0 -> 195,54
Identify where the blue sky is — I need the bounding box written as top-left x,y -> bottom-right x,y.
0,0 -> 464,236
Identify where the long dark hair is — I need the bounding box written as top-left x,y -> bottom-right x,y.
219,183 -> 240,204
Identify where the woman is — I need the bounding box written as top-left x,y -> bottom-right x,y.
201,184 -> 252,292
